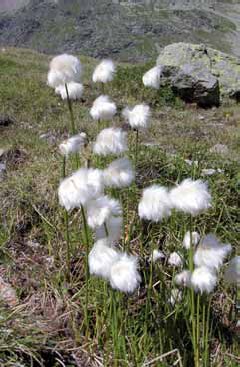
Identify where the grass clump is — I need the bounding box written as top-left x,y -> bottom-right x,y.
0,48 -> 239,367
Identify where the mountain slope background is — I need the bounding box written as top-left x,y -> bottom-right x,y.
0,0 -> 240,61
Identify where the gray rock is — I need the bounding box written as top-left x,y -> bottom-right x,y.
157,43 -> 240,106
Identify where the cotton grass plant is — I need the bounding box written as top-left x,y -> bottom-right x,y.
48,53 -> 83,134
44,53 -> 239,366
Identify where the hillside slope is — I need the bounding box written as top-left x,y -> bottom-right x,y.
0,0 -> 240,61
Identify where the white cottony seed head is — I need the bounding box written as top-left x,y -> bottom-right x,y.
47,54 -> 82,88
169,178 -> 212,216
92,59 -> 116,83
194,233 -> 232,271
93,128 -> 127,156
138,185 -> 172,222
110,253 -> 141,293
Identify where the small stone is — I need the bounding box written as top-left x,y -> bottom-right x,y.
184,159 -> 198,167
39,132 -> 56,144
210,144 -> 229,155
201,168 -> 224,176
143,142 -> 160,147
27,240 -> 40,249
0,276 -> 18,307
0,162 -> 6,181
0,115 -> 14,127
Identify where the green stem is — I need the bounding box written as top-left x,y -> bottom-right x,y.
81,204 -> 90,337
111,289 -> 119,365
188,216 -> 197,365
135,129 -> 139,167
196,294 -> 200,367
65,84 -> 81,169
64,210 -> 71,283
104,222 -> 109,237
204,297 -> 212,367
65,83 -> 76,135
62,156 -> 66,178
202,302 -> 206,365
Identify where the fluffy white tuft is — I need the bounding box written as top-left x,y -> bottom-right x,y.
103,157 -> 135,188
59,133 -> 87,156
183,231 -> 200,250
191,266 -> 217,294
122,104 -> 151,129
138,185 -> 172,222
224,256 -> 240,286
169,289 -> 182,306
47,54 -> 82,88
151,249 -> 165,263
88,239 -> 120,279
110,253 -> 141,293
175,270 -> 192,287
95,215 -> 123,244
142,66 -> 162,89
86,196 -> 122,229
168,252 -> 183,267
194,233 -> 232,271
93,127 -> 127,156
92,59 -> 116,83
90,95 -> 117,121
55,82 -> 84,100
169,179 -> 211,216
58,168 -> 103,211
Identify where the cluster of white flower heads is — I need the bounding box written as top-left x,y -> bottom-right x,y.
138,185 -> 172,222
93,127 -> 127,156
175,270 -> 192,287
51,54 -> 235,302
169,179 -> 212,216
92,59 -> 116,83
151,249 -> 165,263
183,231 -> 200,250
194,233 -> 232,271
122,104 -> 151,129
191,266 -> 217,294
103,158 -> 135,188
168,252 -> 183,267
48,54 -> 82,88
55,82 -> 84,100
142,66 -> 162,89
86,196 -> 122,229
90,95 -> 117,121
59,133 -> 87,156
88,240 -> 141,293
89,239 -> 120,279
174,232 -> 232,294
58,168 -> 103,210
110,254 -> 141,293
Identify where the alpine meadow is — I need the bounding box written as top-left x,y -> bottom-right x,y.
0,43 -> 239,367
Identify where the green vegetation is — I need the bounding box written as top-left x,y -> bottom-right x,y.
0,48 -> 239,366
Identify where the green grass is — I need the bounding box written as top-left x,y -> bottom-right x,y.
0,48 -> 239,366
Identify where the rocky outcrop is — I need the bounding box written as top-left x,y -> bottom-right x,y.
157,43 -> 240,106
0,1 -> 239,62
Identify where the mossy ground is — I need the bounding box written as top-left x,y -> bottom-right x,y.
0,48 -> 239,366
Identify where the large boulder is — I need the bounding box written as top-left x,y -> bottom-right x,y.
157,43 -> 240,107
